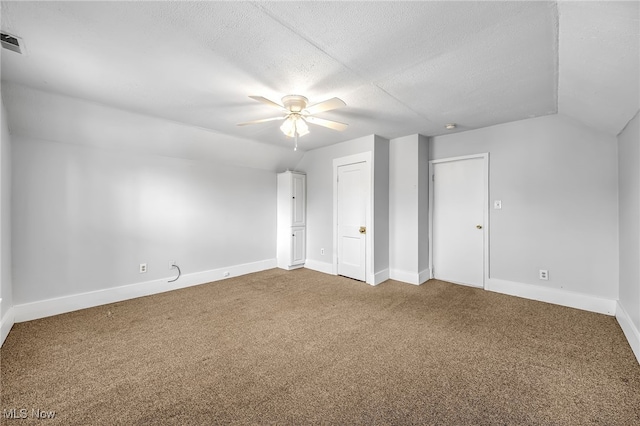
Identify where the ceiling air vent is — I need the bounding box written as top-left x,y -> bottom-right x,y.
1,32 -> 25,55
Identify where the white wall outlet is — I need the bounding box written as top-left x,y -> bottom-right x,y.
321,248 -> 325,255
169,260 -> 176,270
539,269 -> 549,280
139,263 -> 147,273
223,271 -> 230,277
494,200 -> 502,209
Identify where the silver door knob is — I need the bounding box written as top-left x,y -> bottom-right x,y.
476,225 -> 483,229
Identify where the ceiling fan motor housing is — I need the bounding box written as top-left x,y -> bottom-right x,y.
281,95 -> 308,113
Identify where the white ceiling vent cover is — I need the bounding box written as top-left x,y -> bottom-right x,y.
1,32 -> 25,55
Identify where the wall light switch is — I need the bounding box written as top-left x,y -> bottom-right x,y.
494,200 -> 502,210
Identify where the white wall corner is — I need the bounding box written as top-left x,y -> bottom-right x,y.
486,278 -> 617,316
1,306 -> 15,347
372,269 -> 390,286
304,259 -> 334,276
616,301 -> 640,365
13,259 -> 276,323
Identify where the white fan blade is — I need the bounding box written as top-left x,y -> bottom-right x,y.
249,96 -> 286,111
305,116 -> 348,131
305,97 -> 346,115
237,116 -> 286,126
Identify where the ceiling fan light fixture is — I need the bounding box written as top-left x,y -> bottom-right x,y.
280,114 -> 309,138
241,94 -> 347,150
295,117 -> 309,136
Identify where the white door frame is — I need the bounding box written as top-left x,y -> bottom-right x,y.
428,153 -> 489,289
333,152 -> 374,285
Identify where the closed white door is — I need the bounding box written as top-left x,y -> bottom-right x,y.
337,162 -> 367,281
432,157 -> 485,287
292,173 -> 306,227
291,227 -> 306,266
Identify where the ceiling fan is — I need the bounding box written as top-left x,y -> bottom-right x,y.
238,95 -> 348,150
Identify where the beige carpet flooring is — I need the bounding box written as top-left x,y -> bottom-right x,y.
1,268 -> 639,425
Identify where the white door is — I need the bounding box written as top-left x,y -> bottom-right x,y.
432,157 -> 485,287
291,227 -> 306,266
291,173 -> 306,227
337,162 -> 367,281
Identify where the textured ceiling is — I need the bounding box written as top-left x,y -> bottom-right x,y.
0,1 -> 638,160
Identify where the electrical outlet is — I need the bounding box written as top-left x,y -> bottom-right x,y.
539,269 -> 549,280
139,263 -> 147,274
169,260 -> 176,270
223,271 -> 230,277
321,248 -> 325,255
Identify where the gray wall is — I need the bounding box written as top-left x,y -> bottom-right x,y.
431,114 -> 619,299
418,135 -> 429,273
1,96 -> 13,318
11,136 -> 277,305
296,135 -> 381,274
388,134 -> 429,282
373,135 -> 390,275
618,111 -> 640,331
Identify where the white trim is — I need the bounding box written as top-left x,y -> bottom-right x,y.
373,269 -> 389,286
616,301 -> 640,365
1,305 -> 15,347
419,268 -> 431,284
428,153 -> 489,289
333,152 -> 374,285
390,268 -> 430,285
390,269 -> 419,284
12,259 -> 276,323
304,259 -> 334,275
486,278 -> 616,316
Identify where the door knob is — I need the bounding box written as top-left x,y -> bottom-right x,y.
476,225 -> 483,229
359,226 -> 366,234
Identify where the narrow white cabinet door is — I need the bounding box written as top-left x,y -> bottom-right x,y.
291,173 -> 306,227
291,227 -> 306,266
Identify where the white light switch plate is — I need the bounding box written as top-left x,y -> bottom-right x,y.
494,200 -> 502,209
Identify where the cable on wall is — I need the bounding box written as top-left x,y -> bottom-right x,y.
168,264 -> 181,283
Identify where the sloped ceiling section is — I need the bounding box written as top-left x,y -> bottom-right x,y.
1,83 -> 304,172
558,1 -> 639,136
0,1 -> 638,165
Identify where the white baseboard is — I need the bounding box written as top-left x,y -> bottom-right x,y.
303,260 -> 389,286
390,268 -> 431,285
371,268 -> 390,286
419,268 -> 431,284
304,259 -> 334,275
13,259 -> 276,323
616,301 -> 640,365
1,306 -> 15,347
304,261 -> 389,286
486,278 -> 616,316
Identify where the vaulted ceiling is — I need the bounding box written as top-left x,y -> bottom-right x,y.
1,1 -> 638,159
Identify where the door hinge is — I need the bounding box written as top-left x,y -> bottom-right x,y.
432,174 -> 435,182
